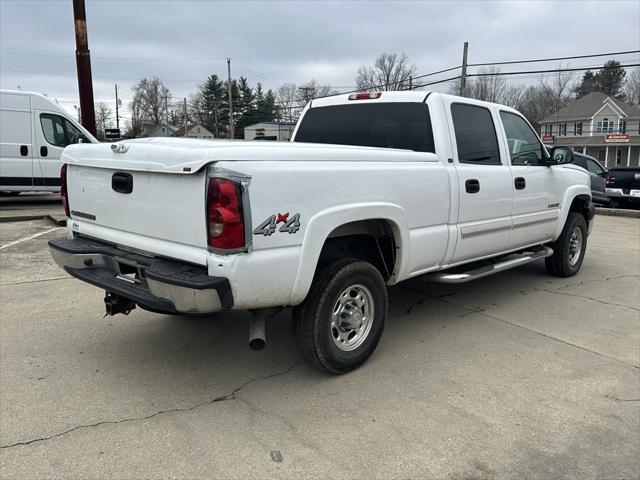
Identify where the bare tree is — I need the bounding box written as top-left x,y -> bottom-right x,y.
275,83 -> 299,122
94,102 -> 113,140
624,67 -> 640,106
355,53 -> 417,91
130,76 -> 171,129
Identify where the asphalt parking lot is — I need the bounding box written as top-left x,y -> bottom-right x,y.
0,213 -> 638,479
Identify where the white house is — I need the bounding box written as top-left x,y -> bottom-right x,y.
539,92 -> 640,167
244,121 -> 296,141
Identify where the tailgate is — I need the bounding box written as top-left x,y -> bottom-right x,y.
66,164 -> 208,254
608,168 -> 640,190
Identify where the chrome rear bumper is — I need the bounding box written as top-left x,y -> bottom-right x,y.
49,236 -> 233,314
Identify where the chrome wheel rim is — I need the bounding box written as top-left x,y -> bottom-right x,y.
330,284 -> 375,352
568,227 -> 583,266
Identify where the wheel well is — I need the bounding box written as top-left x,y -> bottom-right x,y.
569,194 -> 592,225
316,220 -> 398,281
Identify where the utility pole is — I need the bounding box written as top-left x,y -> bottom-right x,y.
227,58 -> 234,139
114,84 -> 120,130
459,41 -> 469,96
164,96 -> 169,127
183,97 -> 188,137
72,0 -> 96,136
298,86 -> 313,103
409,76 -> 413,91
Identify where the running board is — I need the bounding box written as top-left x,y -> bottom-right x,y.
424,247 -> 554,284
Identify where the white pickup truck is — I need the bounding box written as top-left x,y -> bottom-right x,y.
49,91 -> 594,373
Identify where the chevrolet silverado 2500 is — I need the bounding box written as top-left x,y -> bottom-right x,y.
49,91 -> 594,374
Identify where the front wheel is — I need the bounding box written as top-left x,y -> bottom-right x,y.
545,212 -> 587,277
293,259 -> 388,374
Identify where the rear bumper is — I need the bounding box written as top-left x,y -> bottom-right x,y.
49,236 -> 233,314
606,188 -> 640,199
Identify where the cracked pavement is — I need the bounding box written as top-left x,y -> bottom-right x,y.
1,215 -> 639,479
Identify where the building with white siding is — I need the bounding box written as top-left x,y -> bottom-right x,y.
539,92 -> 640,167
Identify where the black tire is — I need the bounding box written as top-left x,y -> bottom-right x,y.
545,212 -> 587,277
607,198 -> 622,209
293,259 -> 388,374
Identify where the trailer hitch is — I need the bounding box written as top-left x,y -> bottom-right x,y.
104,291 -> 136,316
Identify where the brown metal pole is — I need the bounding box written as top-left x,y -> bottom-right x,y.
72,0 -> 96,136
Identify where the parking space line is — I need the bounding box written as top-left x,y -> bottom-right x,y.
0,227 -> 64,251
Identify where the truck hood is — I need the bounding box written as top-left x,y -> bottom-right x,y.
61,137 -> 437,174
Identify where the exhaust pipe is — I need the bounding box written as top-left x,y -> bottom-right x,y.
249,312 -> 266,351
248,307 -> 280,350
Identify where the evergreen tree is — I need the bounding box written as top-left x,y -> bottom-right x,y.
597,60 -> 626,99
575,71 -> 598,98
199,74 -> 225,137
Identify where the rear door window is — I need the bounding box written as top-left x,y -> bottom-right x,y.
294,103 -> 435,153
451,103 -> 501,165
585,158 -> 605,175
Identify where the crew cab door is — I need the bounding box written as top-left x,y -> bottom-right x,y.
447,101 -> 513,263
34,111 -> 89,188
498,111 -> 562,250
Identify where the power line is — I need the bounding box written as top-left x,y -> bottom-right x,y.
469,49 -> 640,67
467,62 -> 640,78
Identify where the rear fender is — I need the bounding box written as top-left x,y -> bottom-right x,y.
289,203 -> 409,304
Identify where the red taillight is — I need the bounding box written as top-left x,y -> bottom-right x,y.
206,178 -> 245,250
348,91 -> 382,100
60,164 -> 70,217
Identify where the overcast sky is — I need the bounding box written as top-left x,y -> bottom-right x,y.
1,0 -> 639,121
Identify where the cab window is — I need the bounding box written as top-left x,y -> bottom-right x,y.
40,114 -> 86,147
451,103 -> 501,165
500,111 -> 545,166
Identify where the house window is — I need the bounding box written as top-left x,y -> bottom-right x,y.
616,147 -> 623,165
597,148 -> 606,162
618,120 -> 626,134
597,118 -> 614,133
544,124 -> 552,136
574,122 -> 583,135
559,123 -> 567,136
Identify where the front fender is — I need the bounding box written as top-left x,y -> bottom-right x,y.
554,185 -> 592,240
289,202 -> 409,304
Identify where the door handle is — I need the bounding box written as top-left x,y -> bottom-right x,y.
465,179 -> 480,194
20,145 -> 28,156
40,146 -> 48,157
514,177 -> 526,190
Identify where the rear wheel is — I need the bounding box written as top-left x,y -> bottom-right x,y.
293,259 -> 387,374
545,212 -> 587,277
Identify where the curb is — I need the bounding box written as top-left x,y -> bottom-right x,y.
0,214 -> 67,226
595,207 -> 640,219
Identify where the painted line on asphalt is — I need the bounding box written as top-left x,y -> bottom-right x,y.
0,227 -> 64,250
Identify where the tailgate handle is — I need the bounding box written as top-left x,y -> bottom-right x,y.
112,172 -> 133,194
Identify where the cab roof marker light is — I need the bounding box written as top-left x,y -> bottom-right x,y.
348,92 -> 382,100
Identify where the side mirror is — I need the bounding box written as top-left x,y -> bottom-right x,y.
549,146 -> 573,165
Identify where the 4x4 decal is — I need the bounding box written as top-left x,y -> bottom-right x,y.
254,212 -> 301,236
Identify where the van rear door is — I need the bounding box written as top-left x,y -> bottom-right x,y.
0,92 -> 34,189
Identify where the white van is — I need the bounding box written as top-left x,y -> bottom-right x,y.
0,89 -> 98,194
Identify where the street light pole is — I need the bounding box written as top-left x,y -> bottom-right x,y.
72,0 -> 96,136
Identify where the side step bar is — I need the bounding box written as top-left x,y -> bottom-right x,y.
424,247 -> 553,284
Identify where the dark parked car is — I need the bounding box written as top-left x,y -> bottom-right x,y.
606,166 -> 640,209
569,153 -> 609,205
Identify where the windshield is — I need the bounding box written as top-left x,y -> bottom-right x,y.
294,103 -> 435,153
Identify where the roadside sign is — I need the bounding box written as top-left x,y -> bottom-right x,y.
605,134 -> 629,143
542,135 -> 554,143
105,128 -> 121,139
